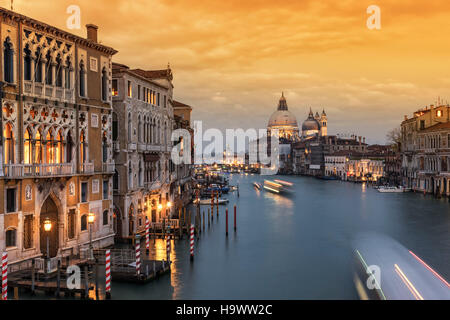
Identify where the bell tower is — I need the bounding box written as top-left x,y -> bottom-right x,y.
320,109 -> 327,136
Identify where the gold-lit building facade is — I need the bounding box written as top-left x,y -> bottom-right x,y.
0,8 -> 117,264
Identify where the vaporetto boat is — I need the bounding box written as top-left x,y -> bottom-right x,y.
377,186 -> 410,193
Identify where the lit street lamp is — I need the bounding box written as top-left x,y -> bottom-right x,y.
43,218 -> 52,259
88,213 -> 95,261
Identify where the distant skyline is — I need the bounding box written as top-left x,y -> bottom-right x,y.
9,0 -> 450,144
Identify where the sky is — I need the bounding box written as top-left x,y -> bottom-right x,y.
7,0 -> 450,144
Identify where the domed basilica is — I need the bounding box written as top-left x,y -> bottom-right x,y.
267,93 -> 328,142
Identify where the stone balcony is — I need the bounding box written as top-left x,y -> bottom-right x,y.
145,181 -> 162,191
128,143 -> 137,151
2,163 -> 75,178
23,80 -> 75,103
80,162 -> 95,174
113,141 -> 120,153
102,162 -> 115,174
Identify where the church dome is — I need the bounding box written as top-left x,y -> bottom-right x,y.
267,93 -> 299,128
302,109 -> 320,131
268,110 -> 299,128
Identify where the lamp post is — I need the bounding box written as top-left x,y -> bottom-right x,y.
43,218 -> 52,275
88,213 -> 95,261
43,218 -> 52,259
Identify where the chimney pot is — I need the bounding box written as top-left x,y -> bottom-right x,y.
86,24 -> 98,43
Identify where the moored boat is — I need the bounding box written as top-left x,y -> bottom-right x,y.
193,198 -> 229,205
377,186 -> 410,193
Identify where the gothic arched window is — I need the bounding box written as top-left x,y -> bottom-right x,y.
138,115 -> 142,142
46,128 -> 54,163
55,54 -> 63,87
56,130 -> 64,163
128,113 -> 132,141
24,127 -> 32,164
65,56 -> 72,89
102,132 -> 108,163
66,131 -> 73,163
45,50 -> 53,85
112,112 -> 118,141
128,161 -> 133,189
80,130 -> 86,163
35,128 -> 43,164
79,60 -> 86,97
35,47 -> 43,83
3,38 -> 14,83
24,44 -> 32,81
3,123 -> 14,164
101,67 -> 108,101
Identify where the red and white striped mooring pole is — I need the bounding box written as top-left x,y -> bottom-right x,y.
190,224 -> 195,261
135,236 -> 141,275
145,217 -> 150,254
105,249 -> 111,299
2,252 -> 7,301
166,236 -> 171,263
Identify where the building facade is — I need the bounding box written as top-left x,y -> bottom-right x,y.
112,63 -> 183,240
401,104 -> 450,195
0,8 -> 117,265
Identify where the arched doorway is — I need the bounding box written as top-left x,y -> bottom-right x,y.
113,206 -> 122,239
40,196 -> 59,258
128,203 -> 134,236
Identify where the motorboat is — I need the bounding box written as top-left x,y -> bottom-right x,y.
263,180 -> 293,194
378,186 -> 409,193
253,182 -> 262,190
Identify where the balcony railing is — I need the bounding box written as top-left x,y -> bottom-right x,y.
3,163 -> 75,178
128,143 -> 137,151
103,162 -> 115,173
80,162 -> 95,174
23,80 -> 75,102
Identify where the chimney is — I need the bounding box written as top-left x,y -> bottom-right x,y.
86,24 -> 98,43
363,137 -> 366,144
358,136 -> 362,146
404,115 -> 408,121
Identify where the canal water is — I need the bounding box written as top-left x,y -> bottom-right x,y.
109,174 -> 450,300
22,174 -> 450,300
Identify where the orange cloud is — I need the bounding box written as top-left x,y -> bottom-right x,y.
9,0 -> 450,143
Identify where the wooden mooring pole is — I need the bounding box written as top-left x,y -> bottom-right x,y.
234,205 -> 237,232
226,208 -> 229,237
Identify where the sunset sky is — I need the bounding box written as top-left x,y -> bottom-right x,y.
8,0 -> 450,143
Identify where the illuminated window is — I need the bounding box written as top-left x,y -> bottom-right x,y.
112,79 -> 118,96
127,80 -> 132,97
46,129 -> 54,164
56,130 -> 64,163
3,123 -> 14,164
80,130 -> 86,163
24,127 -> 32,164
436,110 -> 443,118
35,129 -> 43,164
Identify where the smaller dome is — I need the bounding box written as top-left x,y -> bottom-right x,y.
302,109 -> 320,131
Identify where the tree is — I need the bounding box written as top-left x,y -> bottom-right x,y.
386,127 -> 401,152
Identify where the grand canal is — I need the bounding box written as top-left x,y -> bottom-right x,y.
105,174 -> 450,300
22,174 -> 450,300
